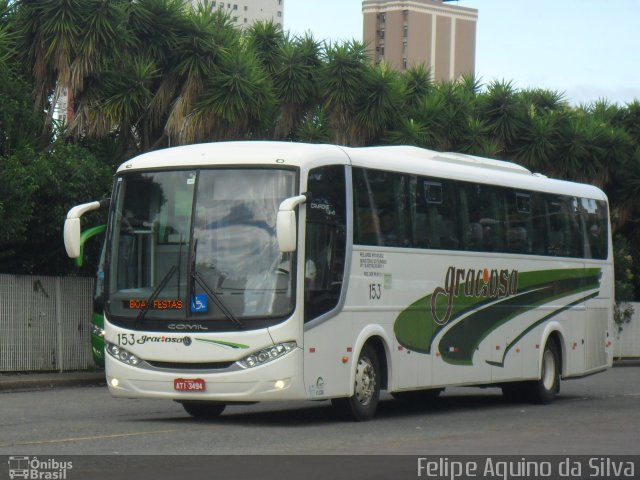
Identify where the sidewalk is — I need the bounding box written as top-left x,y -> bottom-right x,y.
0,371 -> 105,392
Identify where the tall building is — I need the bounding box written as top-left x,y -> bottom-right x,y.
363,0 -> 477,81
193,0 -> 284,29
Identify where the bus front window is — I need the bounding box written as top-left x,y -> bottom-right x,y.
106,169 -> 297,331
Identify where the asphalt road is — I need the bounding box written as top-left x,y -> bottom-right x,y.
1,365 -> 639,458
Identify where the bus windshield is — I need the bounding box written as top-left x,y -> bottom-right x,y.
106,168 -> 297,330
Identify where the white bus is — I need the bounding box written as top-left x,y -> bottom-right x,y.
64,142 -> 614,421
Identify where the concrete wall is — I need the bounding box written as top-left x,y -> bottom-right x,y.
615,303 -> 640,358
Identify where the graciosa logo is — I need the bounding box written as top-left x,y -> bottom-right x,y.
430,266 -> 519,325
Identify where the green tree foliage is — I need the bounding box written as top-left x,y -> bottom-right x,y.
0,0 -> 639,290
1,143 -> 112,275
613,236 -> 635,332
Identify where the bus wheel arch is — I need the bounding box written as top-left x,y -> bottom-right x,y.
332,334 -> 390,421
364,335 -> 389,391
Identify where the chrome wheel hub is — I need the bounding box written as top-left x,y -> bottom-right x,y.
354,356 -> 376,406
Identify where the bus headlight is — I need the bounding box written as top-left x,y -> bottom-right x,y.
236,341 -> 297,369
106,342 -> 141,366
92,324 -> 105,338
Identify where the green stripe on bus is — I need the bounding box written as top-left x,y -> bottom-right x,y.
393,268 -> 601,360
195,338 -> 250,349
486,291 -> 599,368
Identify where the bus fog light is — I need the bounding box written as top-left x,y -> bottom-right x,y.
237,341 -> 297,369
274,380 -> 286,390
110,377 -> 120,387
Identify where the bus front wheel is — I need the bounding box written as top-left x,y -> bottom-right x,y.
332,344 -> 381,421
179,401 -> 226,419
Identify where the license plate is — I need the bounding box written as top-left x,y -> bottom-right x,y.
174,378 -> 206,392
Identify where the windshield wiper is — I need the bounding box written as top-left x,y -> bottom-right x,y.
189,239 -> 245,329
135,265 -> 178,327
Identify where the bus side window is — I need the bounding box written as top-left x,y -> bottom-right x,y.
581,198 -> 608,260
530,193 -> 547,254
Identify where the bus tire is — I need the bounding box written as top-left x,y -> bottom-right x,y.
529,340 -> 560,404
180,401 -> 226,419
332,344 -> 380,421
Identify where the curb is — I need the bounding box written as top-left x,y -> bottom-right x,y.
613,359 -> 640,367
0,371 -> 106,392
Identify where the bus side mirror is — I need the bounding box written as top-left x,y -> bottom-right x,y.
63,201 -> 103,258
64,218 -> 82,258
276,194 -> 309,253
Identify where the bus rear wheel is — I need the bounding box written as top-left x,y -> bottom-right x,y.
179,401 -> 226,419
530,340 -> 560,404
332,344 -> 380,421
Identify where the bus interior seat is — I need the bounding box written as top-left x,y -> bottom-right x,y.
413,213 -> 431,248
357,211 -> 379,245
507,227 -> 529,253
440,220 -> 458,249
467,222 -> 483,249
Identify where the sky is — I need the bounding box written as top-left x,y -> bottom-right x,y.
284,0 -> 640,106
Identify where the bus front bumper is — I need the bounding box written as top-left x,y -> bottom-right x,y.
105,348 -> 306,402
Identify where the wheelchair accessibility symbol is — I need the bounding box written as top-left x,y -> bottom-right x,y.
191,294 -> 208,313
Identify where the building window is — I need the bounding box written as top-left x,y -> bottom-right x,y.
380,46 -> 385,56
244,5 -> 248,11
244,18 -> 247,23
403,10 -> 409,21
277,11 -> 281,17
233,4 -> 237,10
403,26 -> 408,38
379,30 -> 385,39
402,42 -> 408,55
233,16 -> 238,21
403,59 -> 408,70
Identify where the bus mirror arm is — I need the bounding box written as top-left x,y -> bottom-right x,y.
276,193 -> 310,253
63,200 -> 102,258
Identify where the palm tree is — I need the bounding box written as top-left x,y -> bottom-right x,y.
293,107 -> 331,144
513,108 -> 561,172
554,114 -> 606,183
190,48 -> 275,141
401,64 -> 433,116
0,0 -> 17,71
244,20 -> 284,78
163,5 -> 238,144
354,61 -> 404,145
383,118 -> 430,147
519,88 -> 567,113
478,80 -> 525,156
16,0 -> 86,140
272,33 -> 321,140
320,40 -> 368,145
